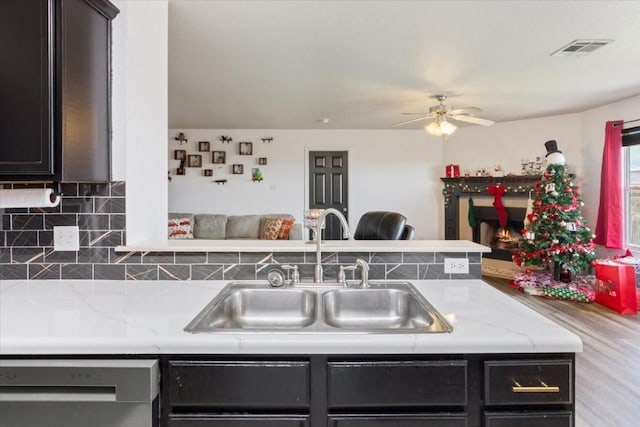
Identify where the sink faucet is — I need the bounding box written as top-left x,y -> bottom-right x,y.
354,258 -> 370,288
314,208 -> 350,283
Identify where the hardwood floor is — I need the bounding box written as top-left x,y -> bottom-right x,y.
482,276 -> 640,427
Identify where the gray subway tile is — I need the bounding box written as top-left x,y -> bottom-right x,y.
60,183 -> 78,196
78,214 -> 109,230
386,264 -> 418,280
29,264 -> 61,280
175,252 -> 207,264
3,208 -> 28,214
403,252 -> 435,263
110,249 -> 141,264
370,252 -> 402,264
78,247 -> 110,264
435,252 -> 468,263
38,231 -> 54,247
367,264 -> 386,280
192,264 -> 224,280
110,182 -> 126,197
2,214 -> 11,230
240,252 -> 273,264
142,251 -> 175,264
419,264 -> 448,280
0,264 -> 28,280
95,197 -> 125,214
7,231 -> 38,247
12,214 -> 44,230
94,264 -> 125,280
61,197 -> 94,214
0,245 -> 10,263
126,264 -> 158,280
62,264 -> 93,280
207,252 -> 239,264
305,251 -> 337,264
44,249 -> 77,263
271,252 -> 306,264
159,264 -> 190,280
467,252 -> 482,263
79,183 -> 109,197
80,230 -> 123,247
337,252 -> 369,264
44,214 -> 77,229
109,214 -> 126,231
223,264 -> 256,280
11,248 -> 44,263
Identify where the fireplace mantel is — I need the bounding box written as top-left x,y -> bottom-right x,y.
441,175 -> 541,240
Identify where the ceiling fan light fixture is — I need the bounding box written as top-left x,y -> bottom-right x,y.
425,117 -> 457,137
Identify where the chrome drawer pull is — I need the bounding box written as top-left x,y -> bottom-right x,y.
511,380 -> 560,393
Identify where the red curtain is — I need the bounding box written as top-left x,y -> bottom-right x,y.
594,120 -> 624,248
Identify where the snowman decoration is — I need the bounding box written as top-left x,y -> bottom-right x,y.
544,139 -> 565,165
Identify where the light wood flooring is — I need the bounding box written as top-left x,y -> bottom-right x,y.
482,276 -> 640,427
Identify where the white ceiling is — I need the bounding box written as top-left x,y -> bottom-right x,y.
168,0 -> 640,130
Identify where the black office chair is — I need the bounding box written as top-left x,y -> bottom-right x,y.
401,224 -> 416,240
354,211 -> 407,240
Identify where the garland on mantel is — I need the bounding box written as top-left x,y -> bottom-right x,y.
442,178 -> 539,206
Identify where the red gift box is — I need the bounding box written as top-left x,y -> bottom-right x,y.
594,260 -> 638,315
445,164 -> 460,177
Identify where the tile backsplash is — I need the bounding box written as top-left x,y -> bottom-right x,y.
1,181 -> 482,281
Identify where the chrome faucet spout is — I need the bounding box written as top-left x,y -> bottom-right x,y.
314,208 -> 350,283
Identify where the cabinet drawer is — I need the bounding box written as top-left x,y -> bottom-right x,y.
168,360 -> 310,409
484,411 -> 573,427
328,360 -> 467,408
484,360 -> 572,405
329,414 -> 467,427
168,414 -> 309,427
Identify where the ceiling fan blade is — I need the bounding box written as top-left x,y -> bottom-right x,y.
401,112 -> 432,115
450,114 -> 495,126
392,116 -> 432,127
448,107 -> 482,115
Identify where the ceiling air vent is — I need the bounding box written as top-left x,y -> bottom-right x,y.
550,39 -> 614,57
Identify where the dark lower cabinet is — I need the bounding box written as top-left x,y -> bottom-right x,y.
484,411 -> 573,427
328,414 -> 468,427
168,414 -> 310,427
160,354 -> 575,427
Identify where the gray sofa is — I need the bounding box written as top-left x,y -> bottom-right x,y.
169,213 -> 302,240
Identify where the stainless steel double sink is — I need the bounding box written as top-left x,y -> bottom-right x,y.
184,281 -> 453,334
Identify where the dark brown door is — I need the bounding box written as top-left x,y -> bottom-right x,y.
309,151 -> 348,240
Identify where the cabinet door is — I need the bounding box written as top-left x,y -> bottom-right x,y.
168,360 -> 310,409
168,414 -> 310,427
328,360 -> 467,408
59,0 -> 114,181
328,414 -> 467,427
484,411 -> 573,427
0,0 -> 54,177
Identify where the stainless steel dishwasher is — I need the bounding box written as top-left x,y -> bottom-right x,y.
0,359 -> 159,427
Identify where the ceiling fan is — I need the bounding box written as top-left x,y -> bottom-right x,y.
392,95 -> 494,137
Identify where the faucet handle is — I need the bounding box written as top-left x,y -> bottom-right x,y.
281,265 -> 300,285
338,265 -> 357,287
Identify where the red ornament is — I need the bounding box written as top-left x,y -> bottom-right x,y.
525,268 -> 532,274
566,187 -> 573,193
535,200 -> 542,206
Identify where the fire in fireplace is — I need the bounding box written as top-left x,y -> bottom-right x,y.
472,206 -> 527,261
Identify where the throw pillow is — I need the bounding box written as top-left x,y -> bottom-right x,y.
261,217 -> 283,240
168,217 -> 194,239
277,218 -> 296,240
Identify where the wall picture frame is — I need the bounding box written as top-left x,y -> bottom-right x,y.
232,164 -> 244,174
239,142 -> 253,155
258,157 -> 267,165
203,169 -> 213,177
174,149 -> 186,160
212,151 -> 226,164
198,141 -> 210,152
187,154 -> 202,168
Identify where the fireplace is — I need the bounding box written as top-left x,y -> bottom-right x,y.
441,176 -> 539,278
472,206 -> 526,261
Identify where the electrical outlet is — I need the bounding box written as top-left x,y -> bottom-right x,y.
444,258 -> 469,274
54,226 -> 80,251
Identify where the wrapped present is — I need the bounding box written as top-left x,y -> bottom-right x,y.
594,259 -> 638,314
445,164 -> 460,177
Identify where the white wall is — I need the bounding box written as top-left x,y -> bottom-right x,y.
112,0 -> 168,244
168,129 -> 443,239
443,96 -> 640,231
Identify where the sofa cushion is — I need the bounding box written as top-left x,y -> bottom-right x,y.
277,218 -> 296,240
169,212 -> 195,225
194,214 -> 228,239
226,215 -> 261,239
260,214 -> 294,237
261,217 -> 284,240
168,217 -> 194,239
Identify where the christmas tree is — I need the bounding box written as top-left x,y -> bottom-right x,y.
513,141 -> 596,280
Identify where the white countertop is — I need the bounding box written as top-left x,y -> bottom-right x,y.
116,239 -> 490,253
0,279 -> 581,355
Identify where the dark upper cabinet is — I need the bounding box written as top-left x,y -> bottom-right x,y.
0,0 -> 119,182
